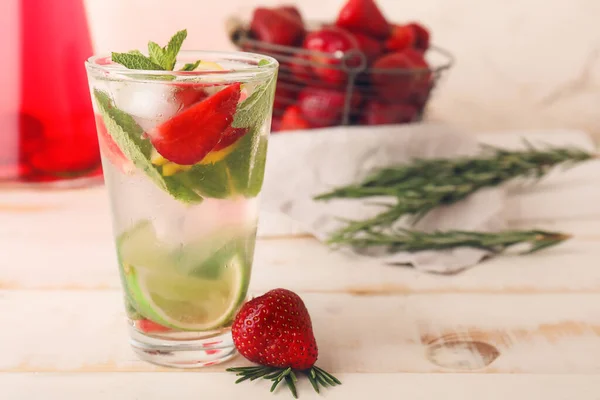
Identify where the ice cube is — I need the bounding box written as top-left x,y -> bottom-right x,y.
111,80 -> 180,132
181,197 -> 259,242
105,161 -> 190,243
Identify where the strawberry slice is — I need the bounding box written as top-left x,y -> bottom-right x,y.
335,0 -> 391,40
149,83 -> 241,165
213,127 -> 248,151
173,83 -> 208,110
137,319 -> 171,333
95,115 -> 131,172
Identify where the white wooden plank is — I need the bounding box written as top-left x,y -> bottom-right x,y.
2,234 -> 600,293
2,291 -> 599,373
3,373 -> 600,400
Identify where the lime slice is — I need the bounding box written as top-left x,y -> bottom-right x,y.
118,220 -> 174,272
126,254 -> 247,331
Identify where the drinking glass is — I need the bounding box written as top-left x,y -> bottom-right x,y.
85,51 -> 278,367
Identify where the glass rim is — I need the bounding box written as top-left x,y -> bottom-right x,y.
85,50 -> 279,79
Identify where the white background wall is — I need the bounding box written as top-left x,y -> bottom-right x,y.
84,0 -> 600,138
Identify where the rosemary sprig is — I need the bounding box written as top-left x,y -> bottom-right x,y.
316,144 -> 593,202
315,144 -> 594,239
329,228 -> 571,254
226,365 -> 341,398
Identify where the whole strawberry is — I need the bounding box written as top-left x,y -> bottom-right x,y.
227,289 -> 340,398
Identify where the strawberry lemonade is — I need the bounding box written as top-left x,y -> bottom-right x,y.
85,31 -> 278,368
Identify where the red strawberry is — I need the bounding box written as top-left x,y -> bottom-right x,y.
95,115 -> 131,172
250,7 -> 305,46
273,82 -> 299,114
385,24 -> 416,52
335,0 -> 391,39
298,87 -> 362,127
172,84 -> 208,109
279,105 -> 312,131
232,288 -> 317,369
362,101 -> 419,125
212,127 -> 248,151
351,32 -> 384,64
149,83 -> 241,165
137,319 -> 171,333
271,115 -> 282,132
303,27 -> 359,85
371,49 -> 430,102
407,22 -> 430,51
287,54 -> 315,82
402,48 -> 433,104
228,289 -> 340,396
275,5 -> 303,24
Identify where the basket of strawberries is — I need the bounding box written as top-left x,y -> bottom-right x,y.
228,0 -> 454,132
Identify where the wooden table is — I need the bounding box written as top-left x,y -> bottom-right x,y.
2,131 -> 600,399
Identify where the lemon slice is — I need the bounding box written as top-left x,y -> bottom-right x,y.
126,254 -> 247,331
194,61 -> 225,71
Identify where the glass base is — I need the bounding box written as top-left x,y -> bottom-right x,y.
129,326 -> 238,368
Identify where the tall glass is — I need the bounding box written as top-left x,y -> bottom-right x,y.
85,51 -> 278,368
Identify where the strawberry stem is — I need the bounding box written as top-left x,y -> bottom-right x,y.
226,364 -> 341,398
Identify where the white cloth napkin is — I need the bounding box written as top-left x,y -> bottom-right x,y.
260,123 -> 507,274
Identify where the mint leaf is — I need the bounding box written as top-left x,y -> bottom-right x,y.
231,75 -> 277,130
93,90 -> 203,204
113,29 -> 188,71
247,137 -> 269,196
180,60 -> 202,71
176,163 -> 232,199
111,52 -> 163,70
164,29 -> 188,70
148,41 -> 168,69
226,129 -> 268,197
258,59 -> 270,67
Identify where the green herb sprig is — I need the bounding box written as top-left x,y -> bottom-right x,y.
329,228 -> 571,255
226,365 -> 341,399
316,144 -> 595,243
111,29 -> 200,71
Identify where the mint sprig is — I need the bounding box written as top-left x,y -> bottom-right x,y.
112,29 -> 194,71
101,37 -> 276,203
163,29 -> 188,69
111,52 -> 163,70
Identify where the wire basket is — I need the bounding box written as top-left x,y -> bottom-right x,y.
229,20 -> 454,130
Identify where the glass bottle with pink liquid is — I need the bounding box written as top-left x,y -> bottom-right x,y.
0,0 -> 101,186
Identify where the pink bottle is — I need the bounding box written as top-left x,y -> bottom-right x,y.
0,0 -> 101,185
